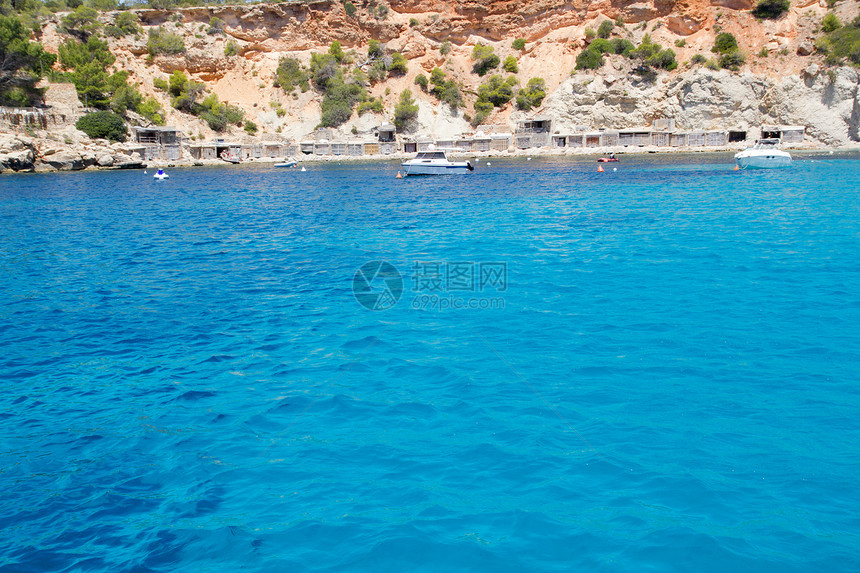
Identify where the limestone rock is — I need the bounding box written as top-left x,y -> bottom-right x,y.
44,151 -> 85,171
97,154 -> 115,167
0,149 -> 35,172
666,15 -> 704,36
804,63 -> 819,77
796,41 -> 814,56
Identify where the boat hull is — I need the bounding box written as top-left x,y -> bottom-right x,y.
735,153 -> 792,169
401,163 -> 472,176
274,161 -> 297,168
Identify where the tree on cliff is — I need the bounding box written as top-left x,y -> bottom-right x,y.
393,89 -> 418,131
0,15 -> 56,106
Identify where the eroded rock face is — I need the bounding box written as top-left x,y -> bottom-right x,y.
544,67 -> 860,145
44,151 -> 86,171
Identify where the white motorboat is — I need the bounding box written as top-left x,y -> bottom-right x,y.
220,150 -> 240,164
274,161 -> 297,168
734,139 -> 792,169
153,169 -> 168,180
401,150 -> 474,176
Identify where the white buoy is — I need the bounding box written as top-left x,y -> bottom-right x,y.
829,151 -> 834,155
300,166 -> 306,172
613,167 -> 617,172
486,162 -> 491,166
527,157 -> 532,161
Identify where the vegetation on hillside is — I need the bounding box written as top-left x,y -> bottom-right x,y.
575,33 -> 676,77
712,32 -> 745,70
56,34 -> 164,123
816,15 -> 860,66
0,15 -> 56,106
427,67 -> 462,109
75,110 -> 126,141
471,43 -> 500,76
393,89 -> 418,131
752,0 -> 790,19
515,78 -> 546,111
472,74 -> 517,125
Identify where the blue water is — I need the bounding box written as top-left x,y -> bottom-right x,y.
1,154 -> 859,572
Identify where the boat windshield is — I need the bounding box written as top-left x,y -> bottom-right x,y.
415,151 -> 447,160
755,139 -> 780,148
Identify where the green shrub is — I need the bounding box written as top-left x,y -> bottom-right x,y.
575,47 -> 604,69
611,38 -> 635,55
409,17 -> 419,27
224,40 -> 239,57
57,36 -> 116,108
0,16 -> 56,106
61,6 -> 99,40
357,96 -> 383,115
476,74 -> 514,107
515,77 -> 545,110
758,47 -> 769,57
503,55 -> 518,73
199,93 -> 244,131
816,24 -> 860,65
512,38 -> 526,50
414,74 -> 428,91
428,67 -> 461,108
368,39 -> 383,59
597,20 -> 614,39
153,77 -> 168,91
310,52 -> 339,88
317,77 -> 364,127
713,32 -> 739,54
208,16 -> 224,35
389,52 -> 408,75
329,41 -> 345,63
719,51 -> 746,70
584,27 -> 596,40
75,110 -> 126,141
705,58 -> 720,70
631,35 -> 678,70
244,120 -> 257,135
472,43 -> 500,75
136,96 -> 164,125
393,89 -> 419,130
275,57 -> 310,93
752,0 -> 790,19
147,27 -> 185,56
439,40 -> 452,55
822,13 -> 841,33
105,12 -> 139,37
344,1 -> 357,17
691,54 -> 707,64
589,38 -> 613,53
675,39 -> 686,47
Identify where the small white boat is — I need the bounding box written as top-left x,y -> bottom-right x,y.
274,161 -> 297,168
153,169 -> 168,180
401,150 -> 474,176
734,139 -> 792,169
220,150 -> 240,164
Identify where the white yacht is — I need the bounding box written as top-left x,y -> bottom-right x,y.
401,150 -> 474,176
734,139 -> 792,169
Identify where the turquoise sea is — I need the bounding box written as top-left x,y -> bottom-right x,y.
1,153 -> 859,571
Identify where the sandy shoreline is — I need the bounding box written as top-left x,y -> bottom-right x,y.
140,142 -> 860,170
3,141 -> 858,174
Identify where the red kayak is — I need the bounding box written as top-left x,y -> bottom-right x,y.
597,157 -> 619,163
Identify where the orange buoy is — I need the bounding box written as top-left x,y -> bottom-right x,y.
597,165 -> 604,172
734,164 -> 740,171
396,171 -> 403,179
